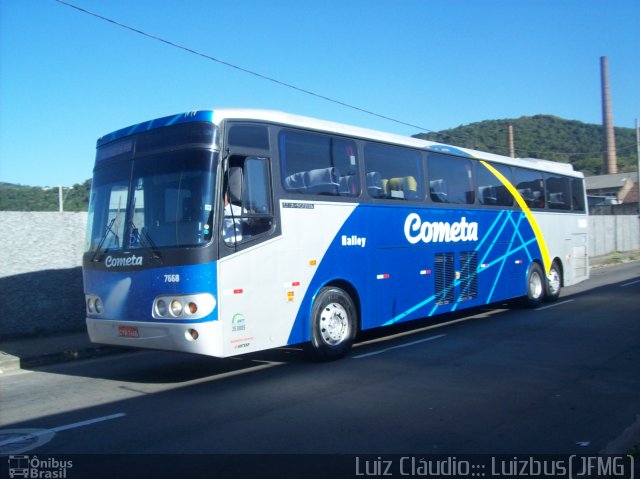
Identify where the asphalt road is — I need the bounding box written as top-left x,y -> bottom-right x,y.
1,262 -> 639,471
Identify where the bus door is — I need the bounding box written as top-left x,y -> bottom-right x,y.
217,154 -> 280,354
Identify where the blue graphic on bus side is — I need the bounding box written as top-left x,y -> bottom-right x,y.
287,204 -> 542,344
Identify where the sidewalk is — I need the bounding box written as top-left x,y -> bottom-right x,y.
1,252 -> 638,374
0,330 -> 128,374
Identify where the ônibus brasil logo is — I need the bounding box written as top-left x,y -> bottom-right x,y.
105,254 -> 143,268
404,213 -> 478,244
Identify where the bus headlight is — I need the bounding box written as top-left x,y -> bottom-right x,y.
85,294 -> 104,316
170,300 -> 183,317
155,299 -> 168,317
152,293 -> 216,320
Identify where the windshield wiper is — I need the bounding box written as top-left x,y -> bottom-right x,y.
91,217 -> 118,262
129,220 -> 163,264
128,195 -> 162,264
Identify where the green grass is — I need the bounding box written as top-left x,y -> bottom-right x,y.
595,251 -> 640,267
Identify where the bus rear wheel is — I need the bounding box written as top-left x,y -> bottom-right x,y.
308,287 -> 357,361
545,261 -> 562,302
526,262 -> 545,307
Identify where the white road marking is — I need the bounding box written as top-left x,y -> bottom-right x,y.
353,334 -> 446,359
535,299 -> 574,311
0,412 -> 126,448
48,412 -> 127,433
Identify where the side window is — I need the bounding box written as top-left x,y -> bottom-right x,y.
545,174 -> 571,210
427,153 -> 475,204
333,138 -> 360,197
228,125 -> 270,150
223,156 -> 273,245
514,168 -> 545,209
364,143 -> 423,200
571,178 -> 586,212
279,130 -> 360,197
476,162 -> 513,207
244,158 -> 272,214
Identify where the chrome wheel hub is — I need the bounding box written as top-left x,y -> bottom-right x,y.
547,269 -> 560,295
320,302 -> 349,345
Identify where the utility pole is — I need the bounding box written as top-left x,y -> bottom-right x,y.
58,185 -> 71,212
508,124 -> 515,158
58,185 -> 64,212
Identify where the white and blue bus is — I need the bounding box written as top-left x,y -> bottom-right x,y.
83,109 -> 589,360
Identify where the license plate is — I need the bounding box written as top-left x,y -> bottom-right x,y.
118,325 -> 139,338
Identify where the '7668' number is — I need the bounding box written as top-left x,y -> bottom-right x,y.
164,274 -> 180,283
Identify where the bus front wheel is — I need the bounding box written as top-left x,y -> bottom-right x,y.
308,287 -> 357,361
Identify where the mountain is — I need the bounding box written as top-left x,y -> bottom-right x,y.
0,180 -> 91,212
413,115 -> 637,176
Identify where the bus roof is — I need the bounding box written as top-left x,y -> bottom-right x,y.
213,109 -> 581,178
98,108 -> 582,178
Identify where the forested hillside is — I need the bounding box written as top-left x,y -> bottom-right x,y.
0,180 -> 91,211
414,115 -> 637,175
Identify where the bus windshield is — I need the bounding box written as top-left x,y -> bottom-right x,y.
85,149 -> 217,255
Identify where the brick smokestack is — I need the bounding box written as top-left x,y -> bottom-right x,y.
600,56 -> 617,174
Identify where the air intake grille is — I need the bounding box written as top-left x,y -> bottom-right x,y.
435,252 -> 455,305
459,251 -> 478,301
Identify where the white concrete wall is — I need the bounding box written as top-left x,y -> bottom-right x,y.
589,215 -> 640,256
0,212 -> 88,338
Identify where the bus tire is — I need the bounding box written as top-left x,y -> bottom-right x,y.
526,262 -> 545,307
544,261 -> 562,302
308,287 -> 357,361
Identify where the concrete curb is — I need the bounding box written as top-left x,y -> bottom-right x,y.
0,340 -> 130,374
0,351 -> 20,375
20,345 -> 130,370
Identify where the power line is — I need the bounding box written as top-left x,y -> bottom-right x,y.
53,0 -> 438,135
54,0 -> 636,162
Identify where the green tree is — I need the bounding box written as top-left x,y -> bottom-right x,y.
414,115 -> 636,176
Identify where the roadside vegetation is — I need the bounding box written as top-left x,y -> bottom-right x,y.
592,250 -> 640,267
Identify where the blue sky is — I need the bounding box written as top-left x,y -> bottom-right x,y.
1,0 -> 638,187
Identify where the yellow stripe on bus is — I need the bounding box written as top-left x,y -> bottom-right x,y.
479,160 -> 551,275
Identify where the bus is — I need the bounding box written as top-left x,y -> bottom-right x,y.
83,109 -> 589,360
